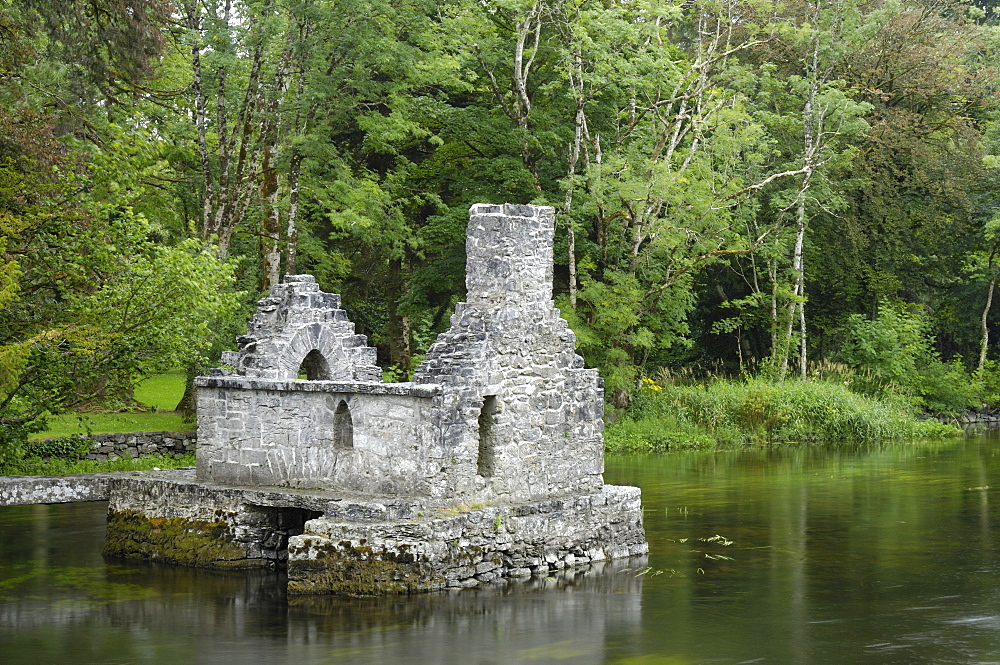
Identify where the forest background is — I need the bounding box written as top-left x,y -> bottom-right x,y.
4,0 -> 1000,457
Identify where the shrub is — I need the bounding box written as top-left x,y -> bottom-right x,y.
835,300 -> 979,415
979,360 -> 1000,406
915,359 -> 981,416
2,451 -> 196,476
22,435 -> 93,461
605,376 -> 959,451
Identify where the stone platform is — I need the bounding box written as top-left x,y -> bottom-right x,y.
103,470 -> 647,594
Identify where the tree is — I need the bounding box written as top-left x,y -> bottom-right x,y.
0,4 -> 240,460
0,178 -> 238,459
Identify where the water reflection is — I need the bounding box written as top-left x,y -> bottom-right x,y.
3,439 -> 1000,663
0,501 -> 644,665
612,438 -> 1000,664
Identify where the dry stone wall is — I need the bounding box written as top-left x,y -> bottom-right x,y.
82,431 -> 196,461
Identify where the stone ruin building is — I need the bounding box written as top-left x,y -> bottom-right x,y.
103,203 -> 647,595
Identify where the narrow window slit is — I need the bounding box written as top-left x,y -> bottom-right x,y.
334,399 -> 354,449
478,395 -> 498,477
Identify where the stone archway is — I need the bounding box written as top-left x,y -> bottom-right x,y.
278,324 -> 350,381
297,349 -> 332,380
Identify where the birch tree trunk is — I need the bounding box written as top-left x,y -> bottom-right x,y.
979,252 -> 997,374
562,48 -> 588,309
183,0 -> 271,260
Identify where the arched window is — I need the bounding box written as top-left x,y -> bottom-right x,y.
297,349 -> 332,380
333,400 -> 354,449
477,395 -> 497,477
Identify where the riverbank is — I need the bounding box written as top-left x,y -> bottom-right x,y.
605,377 -> 961,452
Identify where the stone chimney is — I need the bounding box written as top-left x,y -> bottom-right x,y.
464,203 -> 555,306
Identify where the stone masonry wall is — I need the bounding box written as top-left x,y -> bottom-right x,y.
195,379 -> 441,494
286,485 -> 647,594
413,204 -> 604,505
103,472 -> 420,569
106,202 -> 652,595
194,205 -> 606,505
101,473 -> 646,594
221,275 -> 380,382
81,431 -> 197,461
0,473 -> 117,506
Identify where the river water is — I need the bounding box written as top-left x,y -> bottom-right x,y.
2,437 -> 1000,664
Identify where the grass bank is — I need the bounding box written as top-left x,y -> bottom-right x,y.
30,371 -> 189,440
4,371 -> 194,475
1,451 -> 196,476
605,377 -> 960,452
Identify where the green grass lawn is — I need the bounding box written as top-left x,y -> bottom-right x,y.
134,370 -> 187,410
31,371 -> 192,440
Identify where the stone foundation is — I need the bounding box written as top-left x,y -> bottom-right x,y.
102,471 -> 646,595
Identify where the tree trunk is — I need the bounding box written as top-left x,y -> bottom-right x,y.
286,149 -> 303,275
790,199 -> 807,379
979,256 -> 997,373
284,64 -> 307,275
512,3 -> 543,193
259,136 -> 281,292
386,258 -> 411,375
769,244 -> 780,372
186,3 -> 215,243
562,49 -> 587,309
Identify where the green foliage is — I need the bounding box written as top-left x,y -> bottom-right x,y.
607,377 -> 959,451
836,301 -> 981,415
1,451 -> 196,477
0,161 -> 239,458
0,418 -> 44,468
914,359 -> 982,416
838,300 -> 933,388
2,0 -> 997,433
978,360 -> 1000,405
21,435 -> 93,461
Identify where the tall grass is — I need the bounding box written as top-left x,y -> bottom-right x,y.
1,452 -> 196,476
605,376 -> 960,452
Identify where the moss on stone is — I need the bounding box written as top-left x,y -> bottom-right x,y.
287,542 -> 436,595
103,510 -> 262,569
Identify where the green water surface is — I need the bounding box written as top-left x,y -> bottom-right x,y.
2,438 -> 1000,664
